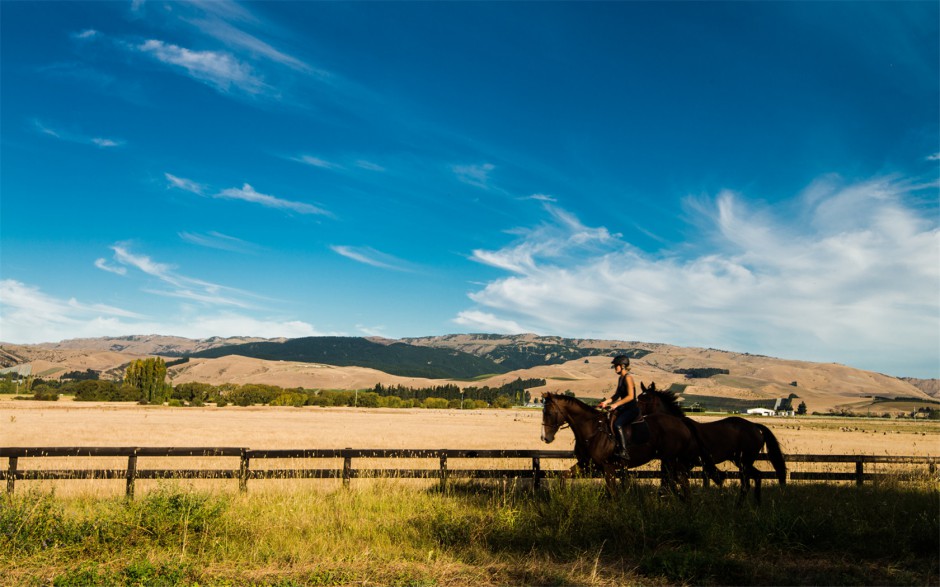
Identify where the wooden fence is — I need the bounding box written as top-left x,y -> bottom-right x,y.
1,447 -> 936,498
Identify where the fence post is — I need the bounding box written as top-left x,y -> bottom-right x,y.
343,448 -> 352,488
855,460 -> 864,486
439,452 -> 448,492
239,449 -> 250,493
7,456 -> 17,495
532,456 -> 541,490
125,450 -> 138,499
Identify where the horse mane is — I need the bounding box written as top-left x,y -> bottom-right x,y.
543,392 -> 600,414
643,383 -> 685,417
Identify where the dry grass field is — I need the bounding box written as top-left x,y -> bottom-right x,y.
3,395 -> 937,454
2,397 -> 937,586
2,396 -> 937,498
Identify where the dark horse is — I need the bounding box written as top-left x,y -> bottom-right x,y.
638,382 -> 787,504
540,392 -> 713,497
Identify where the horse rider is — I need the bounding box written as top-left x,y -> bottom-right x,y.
598,355 -> 638,459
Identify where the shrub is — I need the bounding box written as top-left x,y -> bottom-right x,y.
378,395 -> 403,408
31,385 -> 59,401
128,488 -> 228,545
172,382 -> 216,403
271,393 -> 307,407
227,384 -> 282,406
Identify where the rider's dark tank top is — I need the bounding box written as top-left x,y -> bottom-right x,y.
612,376 -> 637,410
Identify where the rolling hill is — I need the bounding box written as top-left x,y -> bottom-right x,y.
1,333 -> 936,414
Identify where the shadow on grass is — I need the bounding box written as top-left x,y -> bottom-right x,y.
419,478 -> 939,586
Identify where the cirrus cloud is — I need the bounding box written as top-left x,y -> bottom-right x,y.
136,38 -> 267,95
0,279 -> 322,343
458,175 -> 940,377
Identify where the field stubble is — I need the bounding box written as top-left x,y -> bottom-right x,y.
1,399 -> 937,586
2,398 -> 937,497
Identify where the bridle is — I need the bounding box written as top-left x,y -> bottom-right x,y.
542,399 -> 570,434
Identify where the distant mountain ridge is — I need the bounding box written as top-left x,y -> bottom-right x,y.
403,333 -> 649,372
3,334 -> 937,414
187,335 -> 645,379
31,334 -> 284,357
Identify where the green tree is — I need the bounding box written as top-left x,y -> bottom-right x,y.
797,401 -> 807,415
124,358 -> 171,404
492,395 -> 513,409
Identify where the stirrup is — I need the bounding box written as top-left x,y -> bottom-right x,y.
615,445 -> 629,461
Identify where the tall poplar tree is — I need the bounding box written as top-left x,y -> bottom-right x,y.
124,357 -> 170,404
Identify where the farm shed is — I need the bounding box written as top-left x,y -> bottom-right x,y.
746,407 -> 776,417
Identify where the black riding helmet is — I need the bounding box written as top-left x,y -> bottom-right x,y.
610,355 -> 630,368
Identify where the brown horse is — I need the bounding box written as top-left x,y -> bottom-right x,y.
638,382 -> 787,504
540,392 -> 712,497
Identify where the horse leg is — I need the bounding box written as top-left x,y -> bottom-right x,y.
742,460 -> 762,505
558,462 -> 580,489
733,458 -> 750,506
602,464 -> 620,498
660,460 -> 687,499
675,463 -> 692,501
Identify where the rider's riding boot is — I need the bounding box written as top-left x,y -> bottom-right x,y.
615,426 -> 630,460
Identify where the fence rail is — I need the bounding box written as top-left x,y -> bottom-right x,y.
1,447 -> 936,498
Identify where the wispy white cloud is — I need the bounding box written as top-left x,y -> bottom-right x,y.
94,258 -> 126,275
217,183 -> 331,216
186,0 -> 259,26
135,39 -> 267,95
91,137 -> 120,148
166,173 -> 331,217
355,160 -> 386,172
453,163 -> 496,189
288,154 -> 388,174
356,324 -> 388,337
185,16 -> 316,74
32,119 -> 124,148
0,279 -> 321,343
459,175 -> 940,376
526,193 -> 557,203
179,231 -> 259,253
471,203 -> 618,274
453,310 -> 527,335
107,244 -> 263,308
291,155 -> 344,170
165,173 -> 207,195
70,29 -> 100,41
331,245 -> 414,272
928,153 -> 940,161
0,279 -> 145,344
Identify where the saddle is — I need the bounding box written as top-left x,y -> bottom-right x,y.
603,410 -> 650,445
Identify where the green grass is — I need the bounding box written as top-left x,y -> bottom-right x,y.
2,477 -> 936,586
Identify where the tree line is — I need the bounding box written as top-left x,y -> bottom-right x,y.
8,359 -> 547,409
370,377 -> 545,405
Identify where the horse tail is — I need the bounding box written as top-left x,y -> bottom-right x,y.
681,417 -> 721,484
755,423 -> 787,486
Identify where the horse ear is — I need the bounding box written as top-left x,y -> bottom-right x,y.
541,392 -> 549,399
641,381 -> 648,393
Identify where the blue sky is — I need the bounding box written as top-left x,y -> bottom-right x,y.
1,1 -> 938,378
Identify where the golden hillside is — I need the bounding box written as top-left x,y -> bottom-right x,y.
2,334 -> 933,414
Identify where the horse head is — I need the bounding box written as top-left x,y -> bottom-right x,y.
638,381 -> 685,417
540,392 -> 567,443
